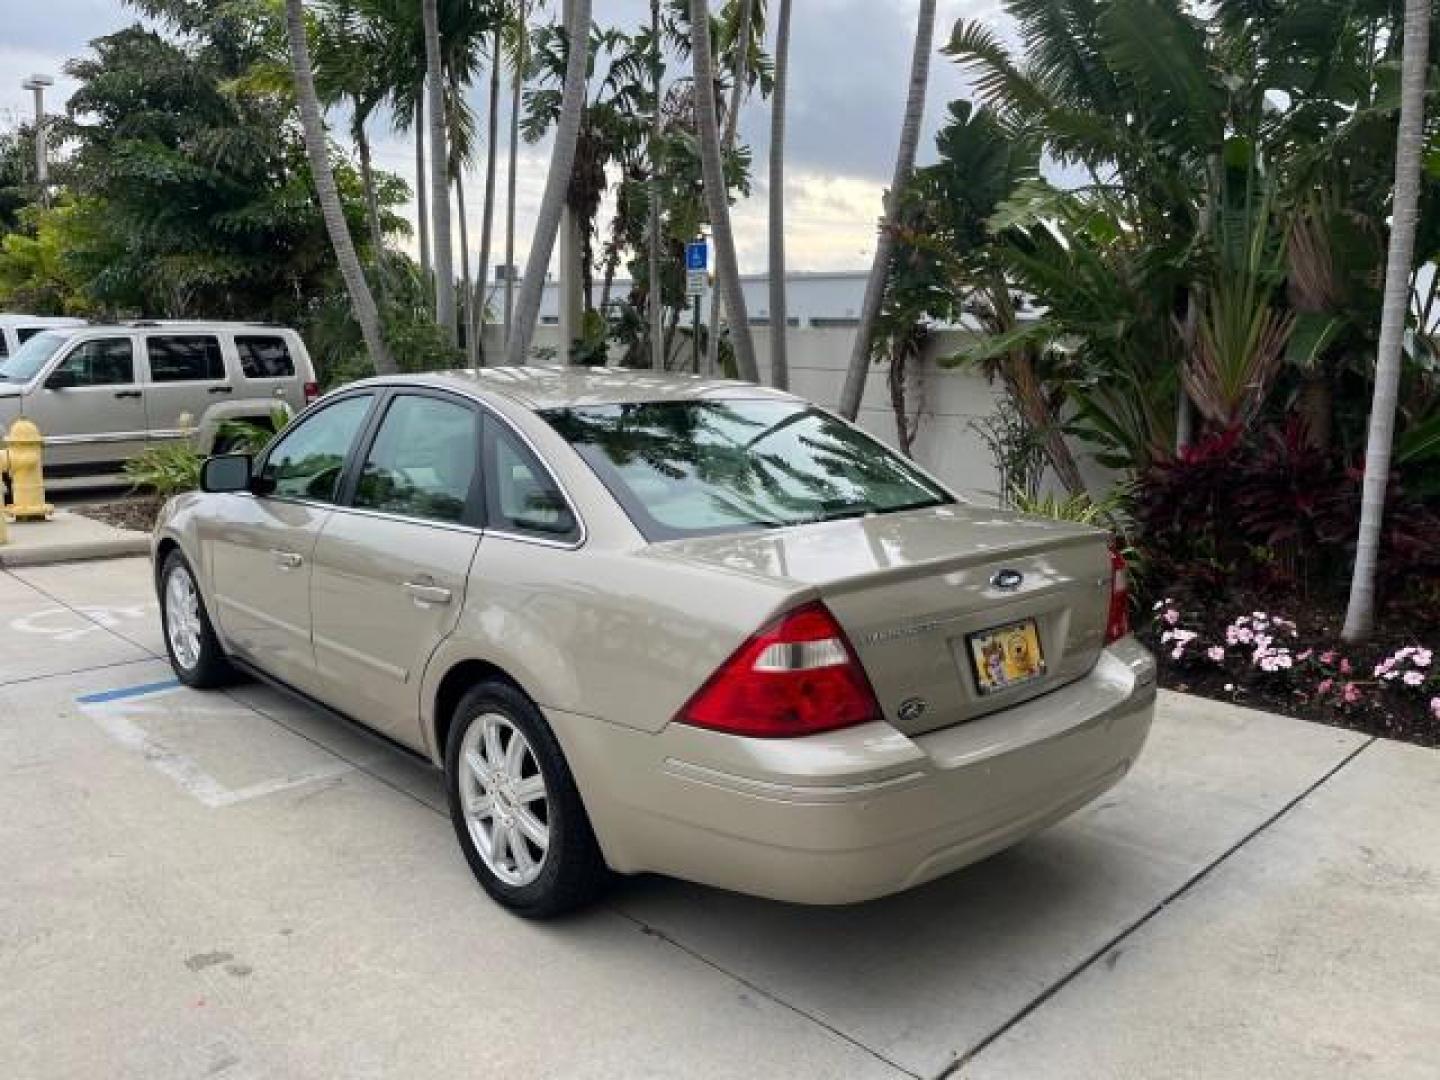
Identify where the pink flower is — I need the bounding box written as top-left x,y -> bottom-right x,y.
1206,646 -> 1225,662
1319,650 -> 1337,665
1162,609 -> 1180,626
1317,678 -> 1334,695
1431,697 -> 1440,720
1340,659 -> 1353,675
1342,683 -> 1362,705
1415,650 -> 1432,668
1403,671 -> 1424,687
1297,649 -> 1313,662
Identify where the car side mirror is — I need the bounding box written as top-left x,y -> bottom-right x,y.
45,369 -> 76,390
200,453 -> 253,494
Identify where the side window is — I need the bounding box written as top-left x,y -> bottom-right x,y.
0,334 -> 8,359
260,394 -> 373,503
353,395 -> 480,524
236,335 -> 295,379
16,327 -> 46,345
483,417 -> 579,542
52,339 -> 135,387
147,335 -> 226,382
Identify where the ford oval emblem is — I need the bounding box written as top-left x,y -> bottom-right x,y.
991,568 -> 1024,591
897,697 -> 928,723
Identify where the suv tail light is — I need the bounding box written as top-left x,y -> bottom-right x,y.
303,380 -> 320,404
676,602 -> 881,738
1105,541 -> 1130,644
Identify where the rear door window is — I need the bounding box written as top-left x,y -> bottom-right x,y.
236,336 -> 296,379
353,394 -> 480,524
147,335 -> 226,382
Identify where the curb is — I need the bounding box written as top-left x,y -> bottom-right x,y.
0,534 -> 151,569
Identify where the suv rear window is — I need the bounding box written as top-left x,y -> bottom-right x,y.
147,335 -> 225,382
236,335 -> 295,379
542,400 -> 951,541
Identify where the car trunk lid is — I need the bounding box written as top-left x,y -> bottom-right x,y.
645,505 -> 1115,736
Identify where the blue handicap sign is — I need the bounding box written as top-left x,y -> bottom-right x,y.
685,240 -> 708,271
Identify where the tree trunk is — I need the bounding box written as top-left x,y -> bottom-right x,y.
689,0 -> 758,382
423,0 -> 457,345
356,122 -> 389,308
836,0 -> 936,419
284,0 -> 393,374
503,5 -> 524,352
768,0 -> 791,390
457,171 -> 475,368
648,0 -> 665,371
505,0 -> 594,365
476,22 -> 503,364
415,91 -> 431,284
1343,0 -> 1430,641
1297,373 -> 1334,451
705,0 -> 755,377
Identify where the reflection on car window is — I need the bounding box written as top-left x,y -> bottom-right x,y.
147,335 -> 226,382
53,339 -> 135,387
354,395 -> 479,524
261,394 -> 373,503
0,331 -> 68,383
542,400 -> 951,541
484,419 -> 578,541
236,336 -> 296,379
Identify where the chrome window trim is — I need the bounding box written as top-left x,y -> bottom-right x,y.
248,381 -> 588,551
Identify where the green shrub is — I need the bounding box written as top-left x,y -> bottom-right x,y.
124,443 -> 203,500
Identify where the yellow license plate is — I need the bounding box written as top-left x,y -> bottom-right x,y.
967,619 -> 1046,696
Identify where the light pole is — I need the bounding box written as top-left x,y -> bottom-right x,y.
21,74 -> 54,208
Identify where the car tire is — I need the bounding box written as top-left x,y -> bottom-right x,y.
159,550 -> 234,689
445,681 -> 607,917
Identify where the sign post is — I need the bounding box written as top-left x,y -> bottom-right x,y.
685,239 -> 708,374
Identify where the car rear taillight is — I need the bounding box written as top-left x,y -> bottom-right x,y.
676,601 -> 881,738
303,380 -> 320,404
1105,542 -> 1130,644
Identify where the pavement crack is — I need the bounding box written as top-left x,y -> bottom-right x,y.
940,735 -> 1380,1077
609,906 -> 921,1079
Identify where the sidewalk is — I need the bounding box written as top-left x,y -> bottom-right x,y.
0,510 -> 149,568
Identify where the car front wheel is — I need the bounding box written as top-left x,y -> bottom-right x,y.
160,550 -> 233,688
445,681 -> 606,917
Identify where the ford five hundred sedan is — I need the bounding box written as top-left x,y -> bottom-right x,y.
153,368 -> 1156,917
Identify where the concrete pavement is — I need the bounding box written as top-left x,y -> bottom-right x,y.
1,557 -> 1436,1079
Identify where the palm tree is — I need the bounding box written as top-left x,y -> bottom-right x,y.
767,0 -> 791,390
414,89 -> 431,281
837,0 -> 936,419
648,0 -> 665,370
503,2 -> 530,351
1342,0 -> 1431,641
705,0 -> 758,376
505,0 -> 594,365
475,15 -> 504,364
423,0 -> 457,344
284,0 -> 394,373
690,0 -> 759,382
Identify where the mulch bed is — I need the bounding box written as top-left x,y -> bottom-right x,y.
72,496 -> 163,534
1137,583 -> 1440,748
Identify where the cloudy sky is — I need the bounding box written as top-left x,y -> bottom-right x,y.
0,0 -> 1005,277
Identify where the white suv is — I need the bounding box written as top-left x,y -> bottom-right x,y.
0,321 -> 320,486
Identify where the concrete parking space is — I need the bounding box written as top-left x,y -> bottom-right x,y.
2,557 -> 1436,1079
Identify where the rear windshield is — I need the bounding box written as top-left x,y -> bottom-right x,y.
0,331 -> 68,383
542,399 -> 952,541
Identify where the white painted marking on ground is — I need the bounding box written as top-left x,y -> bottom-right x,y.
11,602 -> 157,642
79,686 -> 352,808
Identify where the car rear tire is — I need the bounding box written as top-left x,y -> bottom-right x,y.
160,550 -> 234,689
445,681 -> 607,917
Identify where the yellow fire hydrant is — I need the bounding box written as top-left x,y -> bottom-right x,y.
0,418 -> 54,523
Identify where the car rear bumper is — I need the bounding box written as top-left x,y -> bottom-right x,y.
551,638 -> 1158,904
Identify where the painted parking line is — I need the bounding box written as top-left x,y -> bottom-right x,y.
76,679 -> 352,808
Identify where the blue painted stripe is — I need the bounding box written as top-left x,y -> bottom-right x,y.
76,679 -> 181,705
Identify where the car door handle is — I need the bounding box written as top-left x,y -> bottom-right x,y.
270,549 -> 303,570
209,385 -> 234,395
404,582 -> 453,605
114,390 -> 142,400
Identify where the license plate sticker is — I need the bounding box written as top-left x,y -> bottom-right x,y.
967,619 -> 1046,696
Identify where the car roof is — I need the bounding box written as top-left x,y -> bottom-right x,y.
363,367 -> 804,411
0,314 -> 86,328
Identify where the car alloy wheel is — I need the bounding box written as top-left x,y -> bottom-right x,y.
458,713 -> 550,886
164,563 -> 203,672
